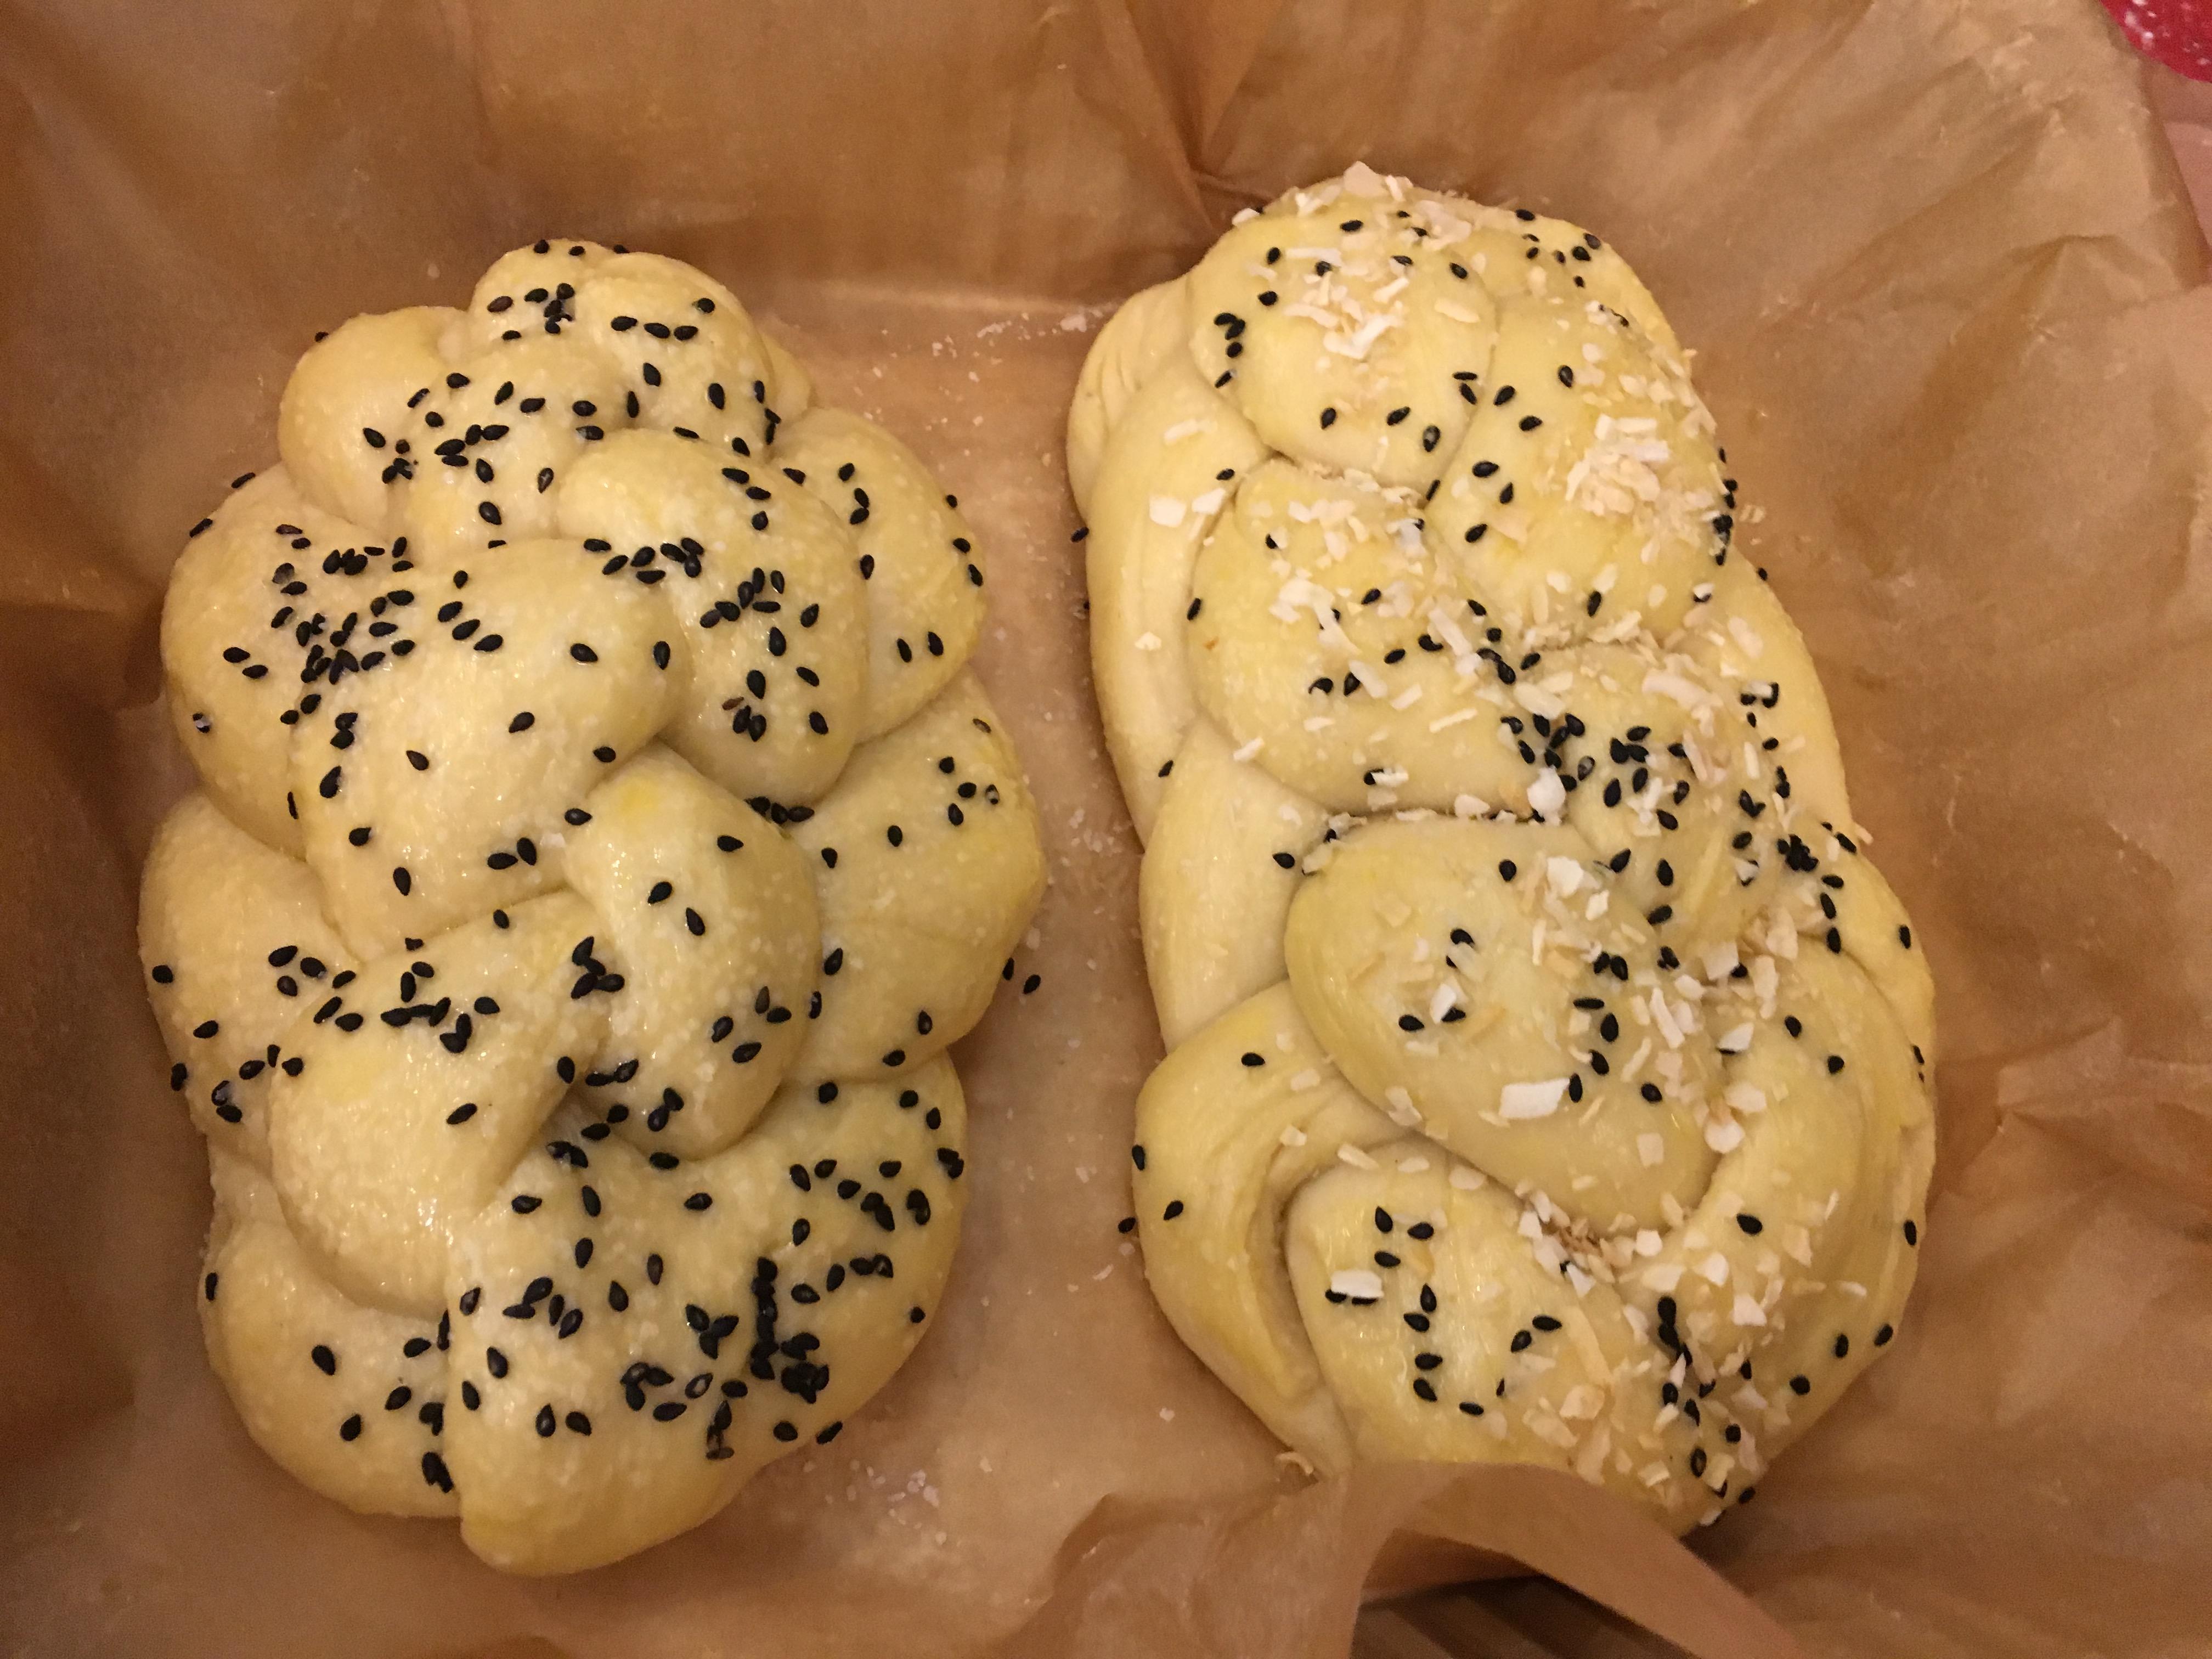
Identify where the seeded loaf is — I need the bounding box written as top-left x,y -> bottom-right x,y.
1073,167 -> 1933,1530
142,240 -> 1045,1573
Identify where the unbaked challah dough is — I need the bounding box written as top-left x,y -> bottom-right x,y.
144,240 -> 1045,1572
1073,167 -> 1934,1531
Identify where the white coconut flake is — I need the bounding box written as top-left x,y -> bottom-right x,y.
1340,161 -> 1390,198
1731,1294 -> 1769,1328
1330,1269 -> 1384,1301
1500,1077 -> 1569,1120
1383,1086 -> 1423,1128
1148,495 -> 1188,528
1526,770 -> 1567,817
1641,669 -> 1712,711
1723,1081 -> 1768,1114
1422,706 -> 1480,737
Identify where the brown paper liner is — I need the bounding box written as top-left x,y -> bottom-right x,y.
3,1 -> 2207,1654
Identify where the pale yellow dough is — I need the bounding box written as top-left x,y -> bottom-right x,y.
146,243 -> 1043,1571
445,1062 -> 968,1572
1141,716 -> 1328,1048
789,671 -> 1047,1084
554,432 -> 868,807
775,408 -> 988,741
1086,166 -> 1935,1533
140,791 -> 356,1163
202,1148 -> 457,1517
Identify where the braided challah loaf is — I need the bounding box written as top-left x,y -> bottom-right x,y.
142,240 -> 1045,1571
1071,167 -> 1933,1530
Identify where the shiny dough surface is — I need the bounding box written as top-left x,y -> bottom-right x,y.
145,240 -> 1045,1572
1074,167 -> 1933,1532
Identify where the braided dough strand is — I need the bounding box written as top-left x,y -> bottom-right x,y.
147,241 -> 1043,1571
1090,167 -> 1933,1532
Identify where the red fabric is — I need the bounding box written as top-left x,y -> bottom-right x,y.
2106,0 -> 2212,80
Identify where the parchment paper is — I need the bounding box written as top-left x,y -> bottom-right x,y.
3,2 -> 2208,1655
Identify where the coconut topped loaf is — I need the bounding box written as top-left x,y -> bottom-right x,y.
142,240 -> 1045,1572
1070,166 -> 1933,1532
